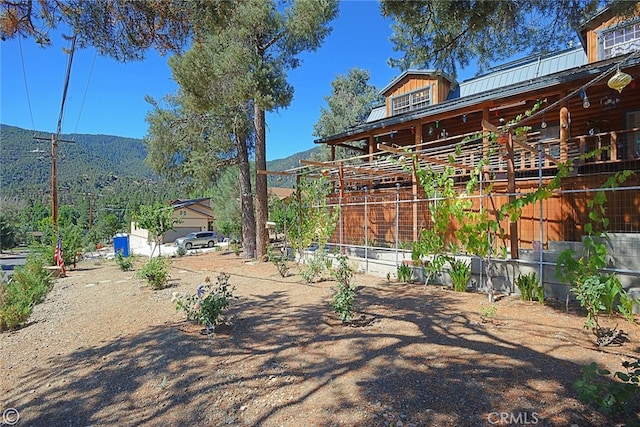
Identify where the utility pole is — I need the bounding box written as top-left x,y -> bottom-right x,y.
33,32 -> 78,230
33,134 -> 75,228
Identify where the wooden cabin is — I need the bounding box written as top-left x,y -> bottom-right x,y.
313,8 -> 640,258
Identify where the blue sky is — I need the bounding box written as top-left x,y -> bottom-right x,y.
1,1 -> 475,161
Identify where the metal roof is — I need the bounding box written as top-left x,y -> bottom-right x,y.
364,49 -> 587,125
366,105 -> 387,122
318,53 -> 640,144
459,48 -> 587,97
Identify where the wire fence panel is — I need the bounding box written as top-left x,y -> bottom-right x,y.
324,181 -> 640,283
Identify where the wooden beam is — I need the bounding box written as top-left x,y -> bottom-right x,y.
377,143 -> 475,171
257,169 -> 292,176
506,132 -> 519,260
299,159 -> 407,178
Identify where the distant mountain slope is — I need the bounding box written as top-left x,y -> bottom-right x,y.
266,146 -> 320,188
1,124 -> 319,200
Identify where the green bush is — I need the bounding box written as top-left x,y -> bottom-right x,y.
299,250 -> 329,284
173,273 -> 236,333
397,262 -> 412,283
331,255 -> 356,323
574,359 -> 640,419
176,245 -> 187,257
136,257 -> 170,290
1,254 -> 52,331
115,250 -> 134,271
267,245 -> 289,278
515,272 -> 544,303
448,258 -> 471,292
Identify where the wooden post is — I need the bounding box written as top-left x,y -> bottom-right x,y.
560,107 -> 569,163
338,162 -> 344,254
412,125 -> 423,243
412,153 -> 419,243
33,134 -> 75,228
51,134 -> 58,227
609,132 -> 617,161
506,132 -> 519,259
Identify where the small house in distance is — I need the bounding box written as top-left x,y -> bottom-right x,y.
130,198 -> 215,249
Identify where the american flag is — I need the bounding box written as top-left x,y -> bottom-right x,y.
55,234 -> 66,276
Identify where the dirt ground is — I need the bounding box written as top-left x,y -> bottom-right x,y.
1,249 -> 639,427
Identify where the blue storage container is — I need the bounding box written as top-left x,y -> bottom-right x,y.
113,233 -> 130,257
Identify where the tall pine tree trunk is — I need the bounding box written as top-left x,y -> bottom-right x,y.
237,133 -> 256,259
254,104 -> 268,260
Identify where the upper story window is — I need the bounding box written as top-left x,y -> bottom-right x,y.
601,21 -> 640,59
391,86 -> 432,115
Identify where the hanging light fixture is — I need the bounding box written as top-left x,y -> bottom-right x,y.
608,65 -> 632,93
540,111 -> 547,129
580,90 -> 590,109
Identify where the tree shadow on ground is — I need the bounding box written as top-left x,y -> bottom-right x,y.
4,272 -> 638,426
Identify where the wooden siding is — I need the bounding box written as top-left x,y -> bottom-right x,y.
584,6 -> 640,62
330,171 -> 639,253
384,74 -> 452,116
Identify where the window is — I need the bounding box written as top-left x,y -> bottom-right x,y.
391,86 -> 432,115
601,21 -> 640,59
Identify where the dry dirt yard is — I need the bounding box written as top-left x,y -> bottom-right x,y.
1,249 -> 639,427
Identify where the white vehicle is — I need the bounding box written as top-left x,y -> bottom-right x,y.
175,231 -> 220,249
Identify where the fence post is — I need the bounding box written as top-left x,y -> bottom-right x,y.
395,183 -> 400,268
364,189 -> 369,274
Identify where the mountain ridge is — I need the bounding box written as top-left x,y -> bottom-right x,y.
0,124 -> 318,200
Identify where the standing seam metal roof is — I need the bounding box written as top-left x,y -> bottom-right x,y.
365,48 -> 588,124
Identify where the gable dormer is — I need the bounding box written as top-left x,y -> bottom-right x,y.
380,70 -> 454,117
580,6 -> 640,63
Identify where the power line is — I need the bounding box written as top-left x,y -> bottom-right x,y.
56,33 -> 77,138
17,35 -> 36,132
74,49 -> 97,134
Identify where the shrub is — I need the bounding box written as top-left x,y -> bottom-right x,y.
136,257 -> 170,290
448,258 -> 471,292
176,245 -> 187,257
515,272 -> 544,303
267,245 -> 289,278
480,303 -> 497,319
1,254 -> 52,331
173,273 -> 236,334
299,250 -> 329,284
331,255 -> 356,323
574,359 -> 640,419
115,250 -> 134,271
397,262 -> 412,283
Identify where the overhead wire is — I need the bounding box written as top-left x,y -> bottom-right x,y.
74,49 -> 97,135
17,35 -> 36,132
56,33 -> 78,138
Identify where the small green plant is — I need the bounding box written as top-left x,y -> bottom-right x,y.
1,253 -> 52,331
267,245 -> 290,278
173,273 -> 236,334
331,255 -> 356,323
480,303 -> 497,319
448,258 -> 471,292
556,170 -> 634,331
230,242 -> 241,256
299,250 -> 329,284
176,245 -> 187,257
397,262 -> 412,283
515,272 -> 544,303
573,359 -> 640,419
136,257 -> 170,290
115,250 -> 134,271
